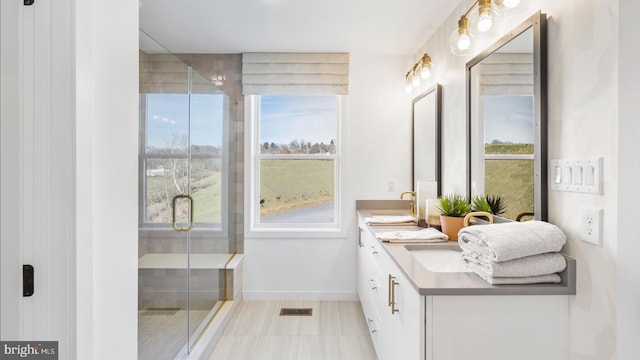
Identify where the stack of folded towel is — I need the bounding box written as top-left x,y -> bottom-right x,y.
376,228 -> 448,243
458,220 -> 567,285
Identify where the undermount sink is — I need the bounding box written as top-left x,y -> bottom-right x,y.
405,245 -> 471,273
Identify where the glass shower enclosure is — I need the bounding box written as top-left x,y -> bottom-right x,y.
138,30 -> 238,360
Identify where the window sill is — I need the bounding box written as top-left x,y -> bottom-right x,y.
245,226 -> 346,239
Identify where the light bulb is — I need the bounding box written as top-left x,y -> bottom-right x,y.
477,13 -> 493,32
411,74 -> 421,88
405,83 -> 414,93
503,0 -> 520,8
420,67 -> 430,80
457,33 -> 471,50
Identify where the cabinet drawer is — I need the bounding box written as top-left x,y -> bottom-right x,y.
360,288 -> 384,358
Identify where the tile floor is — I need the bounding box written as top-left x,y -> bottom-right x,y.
209,301 -> 377,360
138,309 -> 209,360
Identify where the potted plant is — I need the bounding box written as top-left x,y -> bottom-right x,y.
436,194 -> 471,241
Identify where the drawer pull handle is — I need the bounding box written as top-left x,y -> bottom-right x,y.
358,227 -> 364,247
390,275 -> 400,314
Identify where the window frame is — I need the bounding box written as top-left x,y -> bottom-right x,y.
245,94 -> 345,237
138,93 -> 229,233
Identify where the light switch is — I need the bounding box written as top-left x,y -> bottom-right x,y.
562,167 -> 572,185
585,166 -> 595,186
554,166 -> 562,184
573,166 -> 583,185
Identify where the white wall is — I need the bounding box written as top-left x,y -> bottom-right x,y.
243,53 -> 414,300
414,0 -> 618,358
75,0 -> 139,358
617,0 -> 640,358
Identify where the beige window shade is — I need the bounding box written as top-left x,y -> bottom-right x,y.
242,53 -> 349,95
479,53 -> 533,96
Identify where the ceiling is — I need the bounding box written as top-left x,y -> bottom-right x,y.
138,0 -> 462,55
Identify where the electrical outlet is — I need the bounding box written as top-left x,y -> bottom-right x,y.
387,178 -> 397,192
581,208 -> 602,246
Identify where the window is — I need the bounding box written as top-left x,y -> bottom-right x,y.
482,95 -> 535,220
139,93 -> 225,227
249,94 -> 342,231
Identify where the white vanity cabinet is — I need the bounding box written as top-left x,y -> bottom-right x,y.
357,220 -> 424,360
380,251 -> 424,360
356,219 -> 570,360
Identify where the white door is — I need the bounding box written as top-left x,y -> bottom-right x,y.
1,2 -> 75,355
1,0 -> 23,340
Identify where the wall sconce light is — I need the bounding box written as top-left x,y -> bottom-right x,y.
449,0 -> 526,56
405,53 -> 432,93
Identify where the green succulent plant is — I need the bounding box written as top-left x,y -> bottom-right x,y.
471,194 -> 507,215
485,194 -> 507,215
436,194 -> 471,217
471,195 -> 492,213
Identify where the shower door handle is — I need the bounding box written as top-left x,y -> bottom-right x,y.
172,194 -> 194,232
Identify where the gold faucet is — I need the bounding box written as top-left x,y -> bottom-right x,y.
400,191 -> 417,216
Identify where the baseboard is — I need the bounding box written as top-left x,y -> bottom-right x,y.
242,290 -> 359,301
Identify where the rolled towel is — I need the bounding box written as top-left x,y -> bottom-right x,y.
376,228 -> 448,243
475,273 -> 562,285
364,215 -> 417,225
458,220 -> 566,262
461,251 -> 567,278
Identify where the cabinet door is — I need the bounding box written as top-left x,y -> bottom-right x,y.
381,254 -> 425,360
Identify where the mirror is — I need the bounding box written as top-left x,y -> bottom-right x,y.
412,84 -> 442,223
466,12 -> 547,221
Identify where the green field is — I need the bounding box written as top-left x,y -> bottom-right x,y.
146,170 -> 222,224
483,144 -> 534,220
259,159 -> 334,214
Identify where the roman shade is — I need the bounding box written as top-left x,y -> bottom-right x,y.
242,52 -> 349,95
479,53 -> 533,96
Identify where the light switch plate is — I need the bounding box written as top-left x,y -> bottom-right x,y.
550,158 -> 602,194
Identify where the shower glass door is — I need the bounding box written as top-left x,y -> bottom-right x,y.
139,34 -> 231,359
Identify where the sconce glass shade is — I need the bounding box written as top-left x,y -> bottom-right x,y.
405,73 -> 414,93
469,0 -> 496,38
411,71 -> 421,88
420,66 -> 431,80
492,0 -> 526,17
449,15 -> 473,56
420,54 -> 431,79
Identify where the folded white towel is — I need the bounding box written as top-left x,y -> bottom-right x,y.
364,215 -> 417,225
474,272 -> 562,285
376,228 -> 448,243
458,220 -> 566,262
461,251 -> 566,278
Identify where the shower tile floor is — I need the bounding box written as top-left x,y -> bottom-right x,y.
138,308 -> 210,360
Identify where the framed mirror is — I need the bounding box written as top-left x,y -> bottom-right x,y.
412,84 -> 442,223
466,12 -> 547,221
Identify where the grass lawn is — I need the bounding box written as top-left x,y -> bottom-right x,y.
259,159 -> 334,214
484,143 -> 534,220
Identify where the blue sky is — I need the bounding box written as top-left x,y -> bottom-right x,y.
146,93 -> 223,148
260,95 -> 337,145
483,95 -> 534,144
